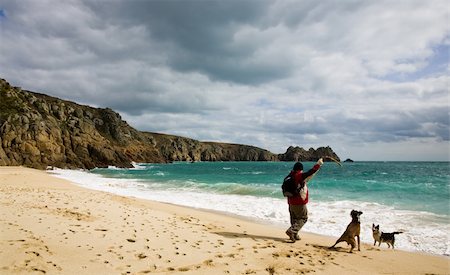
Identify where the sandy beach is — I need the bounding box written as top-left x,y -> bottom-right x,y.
0,167 -> 448,274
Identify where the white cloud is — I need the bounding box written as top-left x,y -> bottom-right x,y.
0,0 -> 448,160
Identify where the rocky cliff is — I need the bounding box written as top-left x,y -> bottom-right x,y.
0,78 -> 339,169
147,133 -> 278,162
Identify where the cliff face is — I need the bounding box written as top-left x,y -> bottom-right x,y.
0,78 -> 339,169
0,79 -> 166,169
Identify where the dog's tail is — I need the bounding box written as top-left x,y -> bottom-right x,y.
393,231 -> 403,235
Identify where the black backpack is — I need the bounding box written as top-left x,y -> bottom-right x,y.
282,172 -> 299,197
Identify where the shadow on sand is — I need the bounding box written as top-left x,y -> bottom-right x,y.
212,231 -> 289,243
313,244 -> 355,253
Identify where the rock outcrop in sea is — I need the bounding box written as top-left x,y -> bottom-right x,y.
278,146 -> 340,162
0,78 -> 339,169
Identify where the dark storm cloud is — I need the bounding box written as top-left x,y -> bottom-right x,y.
93,0 -> 267,50
82,0 -> 294,84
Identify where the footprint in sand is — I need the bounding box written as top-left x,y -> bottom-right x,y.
136,253 -> 147,259
31,267 -> 46,274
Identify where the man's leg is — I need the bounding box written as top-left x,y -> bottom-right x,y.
286,205 -> 298,243
286,204 -> 308,242
287,204 -> 308,238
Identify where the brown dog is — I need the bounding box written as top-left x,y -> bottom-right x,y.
330,210 -> 363,253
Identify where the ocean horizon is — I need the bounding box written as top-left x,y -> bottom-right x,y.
50,161 -> 450,257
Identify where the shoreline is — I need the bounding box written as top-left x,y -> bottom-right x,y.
50,164 -> 449,257
1,166 -> 449,274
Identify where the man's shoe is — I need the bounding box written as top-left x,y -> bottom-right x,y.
285,230 -> 296,243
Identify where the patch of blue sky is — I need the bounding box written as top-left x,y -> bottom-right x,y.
254,98 -> 274,108
379,43 -> 448,83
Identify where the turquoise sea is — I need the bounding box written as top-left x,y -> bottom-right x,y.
51,161 -> 450,256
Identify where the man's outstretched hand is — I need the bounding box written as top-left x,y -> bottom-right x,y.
317,158 -> 324,166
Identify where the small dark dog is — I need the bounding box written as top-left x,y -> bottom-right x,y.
372,224 -> 403,249
330,210 -> 363,253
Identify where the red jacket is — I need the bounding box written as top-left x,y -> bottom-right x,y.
287,164 -> 321,205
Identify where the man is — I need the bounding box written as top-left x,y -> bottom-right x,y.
286,158 -> 323,242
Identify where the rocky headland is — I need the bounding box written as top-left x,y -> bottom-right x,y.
0,78 -> 339,169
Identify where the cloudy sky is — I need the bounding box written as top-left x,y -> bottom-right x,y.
1,0 -> 449,161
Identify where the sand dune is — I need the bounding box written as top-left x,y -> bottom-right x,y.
0,167 -> 448,274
